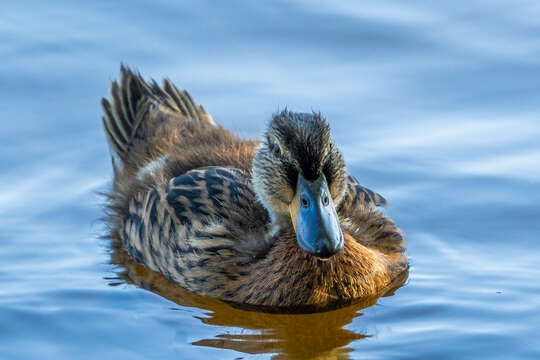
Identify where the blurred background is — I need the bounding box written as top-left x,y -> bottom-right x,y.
1,1 -> 539,359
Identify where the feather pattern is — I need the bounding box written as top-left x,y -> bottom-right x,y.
101,65 -> 215,174
339,175 -> 389,214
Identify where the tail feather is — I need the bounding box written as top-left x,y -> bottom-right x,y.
101,65 -> 215,173
163,79 -> 198,118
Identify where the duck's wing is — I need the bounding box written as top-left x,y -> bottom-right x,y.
165,166 -> 268,230
338,175 -> 388,215
122,166 -> 271,288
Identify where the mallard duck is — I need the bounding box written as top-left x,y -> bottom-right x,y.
102,66 -> 407,310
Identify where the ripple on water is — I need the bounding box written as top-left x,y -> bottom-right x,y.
2,0 -> 540,359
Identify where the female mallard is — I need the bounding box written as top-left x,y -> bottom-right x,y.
102,66 -> 407,310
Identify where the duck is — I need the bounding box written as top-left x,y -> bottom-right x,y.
102,66 -> 408,310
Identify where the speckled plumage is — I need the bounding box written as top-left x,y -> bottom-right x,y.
102,66 -> 407,309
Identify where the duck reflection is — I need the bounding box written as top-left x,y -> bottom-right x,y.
109,240 -> 407,359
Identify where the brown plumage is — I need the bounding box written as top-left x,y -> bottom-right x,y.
102,66 -> 408,310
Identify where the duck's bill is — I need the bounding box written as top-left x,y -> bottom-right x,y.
289,174 -> 344,258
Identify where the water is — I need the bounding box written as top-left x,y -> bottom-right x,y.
1,1 -> 539,358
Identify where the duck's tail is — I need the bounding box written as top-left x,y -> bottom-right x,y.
101,65 -> 215,176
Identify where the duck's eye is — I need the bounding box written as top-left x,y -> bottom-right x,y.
270,142 -> 281,156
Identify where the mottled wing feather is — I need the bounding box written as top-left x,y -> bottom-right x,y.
338,175 -> 388,215
120,166 -> 270,297
166,167 -> 259,227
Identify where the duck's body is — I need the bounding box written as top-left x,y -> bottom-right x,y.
102,67 -> 407,309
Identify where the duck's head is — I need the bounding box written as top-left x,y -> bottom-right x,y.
253,110 -> 347,259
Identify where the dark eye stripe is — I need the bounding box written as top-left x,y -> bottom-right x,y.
284,162 -> 298,189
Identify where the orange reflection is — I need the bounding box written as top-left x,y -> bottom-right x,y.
109,241 -> 407,359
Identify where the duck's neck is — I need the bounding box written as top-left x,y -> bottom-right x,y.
265,212 -> 292,242
231,231 -> 396,308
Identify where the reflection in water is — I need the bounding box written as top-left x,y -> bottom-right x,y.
109,238 -> 408,359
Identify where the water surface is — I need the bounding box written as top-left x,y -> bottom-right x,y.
1,1 -> 540,359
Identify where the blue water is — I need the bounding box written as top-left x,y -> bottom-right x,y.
1,1 -> 540,358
